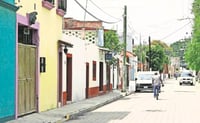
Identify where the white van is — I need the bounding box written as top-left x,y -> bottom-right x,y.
135,71 -> 158,91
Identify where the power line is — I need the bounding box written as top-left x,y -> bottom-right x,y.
160,21 -> 191,40
88,0 -> 122,21
74,0 -> 122,24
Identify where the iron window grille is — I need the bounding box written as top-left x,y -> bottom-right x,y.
58,0 -> 67,11
45,0 -> 54,4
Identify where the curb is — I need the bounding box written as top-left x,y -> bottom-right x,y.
58,94 -> 124,122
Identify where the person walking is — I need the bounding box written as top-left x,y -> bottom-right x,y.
152,72 -> 164,100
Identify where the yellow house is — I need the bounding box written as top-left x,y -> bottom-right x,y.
15,0 -> 66,118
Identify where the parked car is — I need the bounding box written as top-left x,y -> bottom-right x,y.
135,71 -> 158,92
179,71 -> 195,85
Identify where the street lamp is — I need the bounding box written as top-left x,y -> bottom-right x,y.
63,45 -> 68,54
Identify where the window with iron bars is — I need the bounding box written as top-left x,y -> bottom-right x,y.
45,0 -> 55,4
58,0 -> 67,11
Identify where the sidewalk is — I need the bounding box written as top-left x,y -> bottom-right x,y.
7,90 -> 126,123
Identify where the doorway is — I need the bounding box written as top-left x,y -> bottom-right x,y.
67,54 -> 72,101
106,64 -> 111,91
99,62 -> 103,91
18,26 -> 37,116
86,62 -> 89,98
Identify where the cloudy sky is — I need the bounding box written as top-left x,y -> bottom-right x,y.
66,0 -> 194,44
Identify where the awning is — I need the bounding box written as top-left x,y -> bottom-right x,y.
121,51 -> 135,57
58,40 -> 73,48
99,47 -> 111,52
126,51 -> 134,57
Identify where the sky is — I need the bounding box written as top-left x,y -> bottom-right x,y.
66,0 -> 194,45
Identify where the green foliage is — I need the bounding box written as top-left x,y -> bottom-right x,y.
134,45 -> 148,63
151,40 -> 171,65
146,45 -> 165,71
104,30 -> 123,65
104,30 -> 124,53
184,0 -> 200,71
134,40 -> 169,71
170,39 -> 190,57
185,41 -> 200,70
151,40 -> 169,49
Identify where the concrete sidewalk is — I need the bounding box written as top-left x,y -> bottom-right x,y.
7,90 -> 125,123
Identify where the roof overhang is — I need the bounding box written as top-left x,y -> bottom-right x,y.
58,40 -> 73,48
121,51 -> 135,57
99,47 -> 111,52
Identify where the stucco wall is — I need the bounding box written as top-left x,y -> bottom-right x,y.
66,36 -> 86,101
0,5 -> 16,120
16,0 -> 63,112
85,43 -> 100,87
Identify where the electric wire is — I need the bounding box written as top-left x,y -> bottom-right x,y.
74,0 -> 122,24
88,0 -> 122,21
160,21 -> 191,40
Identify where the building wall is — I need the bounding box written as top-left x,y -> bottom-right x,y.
16,0 -> 63,112
63,19 -> 110,98
2,0 -> 13,4
64,18 -> 102,29
0,1 -> 17,121
86,44 -> 100,86
64,35 -> 87,102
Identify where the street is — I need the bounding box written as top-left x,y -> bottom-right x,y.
66,78 -> 200,123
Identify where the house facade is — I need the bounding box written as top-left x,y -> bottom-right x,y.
15,0 -> 66,118
0,0 -> 18,122
60,18 -> 112,104
117,32 -> 137,92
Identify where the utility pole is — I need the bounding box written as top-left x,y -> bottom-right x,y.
139,33 -> 143,71
148,36 -> 151,71
122,5 -> 127,92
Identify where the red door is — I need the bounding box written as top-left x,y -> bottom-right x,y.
67,54 -> 72,101
86,62 -> 89,98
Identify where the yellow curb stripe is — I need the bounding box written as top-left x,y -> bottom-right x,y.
65,114 -> 70,121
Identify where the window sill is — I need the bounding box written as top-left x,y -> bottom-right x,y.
42,0 -> 54,10
56,9 -> 65,17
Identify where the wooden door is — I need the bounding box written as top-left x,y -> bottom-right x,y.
67,54 -> 72,101
18,44 -> 36,116
85,62 -> 89,98
99,62 -> 103,91
58,52 -> 63,104
106,64 -> 111,91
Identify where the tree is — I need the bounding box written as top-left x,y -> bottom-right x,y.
134,45 -> 148,63
146,45 -> 165,71
171,39 -> 191,69
151,40 -> 171,65
104,30 -> 124,65
184,0 -> 200,71
185,41 -> 200,70
134,40 -> 169,71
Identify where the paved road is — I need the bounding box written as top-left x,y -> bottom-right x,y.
66,79 -> 200,123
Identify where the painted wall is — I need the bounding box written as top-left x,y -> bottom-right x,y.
86,43 -> 100,87
2,0 -> 13,4
0,1 -> 17,121
16,0 -> 63,112
64,35 -> 86,102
